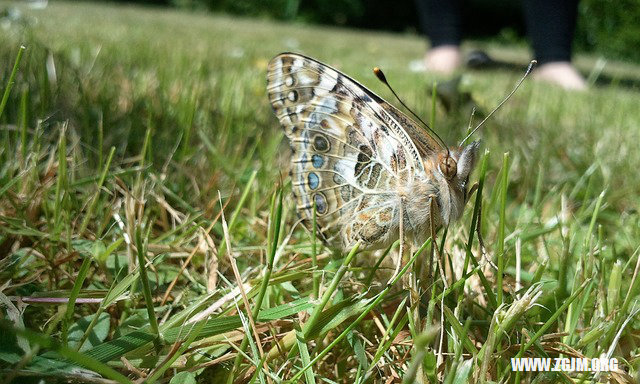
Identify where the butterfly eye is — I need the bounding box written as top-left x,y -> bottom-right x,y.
439,155 -> 457,180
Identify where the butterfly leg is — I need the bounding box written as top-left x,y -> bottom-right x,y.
429,194 -> 449,288
476,195 -> 485,253
467,182 -> 479,202
475,199 -> 497,270
389,197 -> 406,283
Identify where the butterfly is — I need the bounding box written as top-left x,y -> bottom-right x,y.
266,52 -> 479,252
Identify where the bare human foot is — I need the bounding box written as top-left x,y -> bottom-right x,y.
532,62 -> 587,90
424,45 -> 461,75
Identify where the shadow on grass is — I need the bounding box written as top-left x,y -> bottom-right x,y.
466,51 -> 640,90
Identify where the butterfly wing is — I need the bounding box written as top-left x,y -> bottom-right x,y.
267,52 -> 436,251
376,99 -> 444,158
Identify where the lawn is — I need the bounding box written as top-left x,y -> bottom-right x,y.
1,1 -> 639,383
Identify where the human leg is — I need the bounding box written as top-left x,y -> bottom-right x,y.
416,0 -> 463,75
522,0 -> 586,90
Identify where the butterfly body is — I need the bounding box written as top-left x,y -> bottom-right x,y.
267,53 -> 478,252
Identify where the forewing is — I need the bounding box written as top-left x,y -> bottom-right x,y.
267,53 -> 424,250
377,100 -> 444,158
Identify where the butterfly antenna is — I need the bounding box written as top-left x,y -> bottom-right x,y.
373,67 -> 448,149
459,60 -> 537,147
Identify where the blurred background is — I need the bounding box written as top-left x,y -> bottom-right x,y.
113,0 -> 639,62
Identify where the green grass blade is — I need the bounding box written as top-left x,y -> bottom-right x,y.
289,239 -> 429,383
295,325 -> 317,384
135,226 -> 161,349
2,323 -> 132,384
496,152 -> 510,306
229,187 -> 282,380
79,146 -> 115,235
0,45 -> 26,120
61,256 -> 93,346
520,280 -> 590,355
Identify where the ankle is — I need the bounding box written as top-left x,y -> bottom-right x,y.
533,61 -> 587,91
424,45 -> 462,75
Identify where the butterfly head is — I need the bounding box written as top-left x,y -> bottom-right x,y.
437,140 -> 480,205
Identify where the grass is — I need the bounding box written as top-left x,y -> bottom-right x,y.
1,1 -> 639,383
